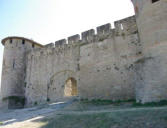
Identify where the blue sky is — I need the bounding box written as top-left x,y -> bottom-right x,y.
0,0 -> 134,84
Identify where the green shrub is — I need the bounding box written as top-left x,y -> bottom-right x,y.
133,100 -> 167,107
0,122 -> 3,125
81,99 -> 135,105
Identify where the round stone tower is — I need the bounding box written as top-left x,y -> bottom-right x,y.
0,36 -> 43,109
131,0 -> 167,103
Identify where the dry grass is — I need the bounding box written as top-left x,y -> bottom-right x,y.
39,108 -> 167,128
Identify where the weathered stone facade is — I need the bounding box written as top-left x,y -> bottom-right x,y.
1,0 -> 167,108
0,37 -> 43,108
132,0 -> 167,103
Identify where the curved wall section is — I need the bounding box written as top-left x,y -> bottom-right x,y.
0,37 -> 43,109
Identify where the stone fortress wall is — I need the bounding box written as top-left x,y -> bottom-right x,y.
1,0 -> 167,108
132,0 -> 167,103
25,15 -> 140,106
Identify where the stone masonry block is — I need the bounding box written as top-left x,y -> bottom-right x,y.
81,29 -> 95,42
68,34 -> 80,44
97,23 -> 111,35
55,39 -> 66,46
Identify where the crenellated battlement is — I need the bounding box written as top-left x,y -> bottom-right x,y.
24,14 -> 141,107
30,15 -> 138,58
29,41 -> 78,58
55,39 -> 66,46
68,34 -> 80,44
97,23 -> 111,35
44,43 -> 54,48
114,16 -> 137,36
81,29 -> 95,43
46,15 -> 138,48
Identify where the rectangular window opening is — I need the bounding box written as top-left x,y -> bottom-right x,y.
152,0 -> 160,3
22,40 -> 25,45
32,44 -> 35,48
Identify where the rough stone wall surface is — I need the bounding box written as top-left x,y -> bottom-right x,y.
132,0 -> 167,103
25,45 -> 80,106
2,0 -> 167,108
134,0 -> 167,53
25,17 -> 140,106
0,38 -> 41,108
24,15 -> 140,106
135,46 -> 167,103
79,34 -> 139,100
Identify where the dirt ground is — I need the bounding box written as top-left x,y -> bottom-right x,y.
1,100 -> 167,128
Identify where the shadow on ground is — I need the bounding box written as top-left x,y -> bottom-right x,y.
1,100 -> 167,128
0,99 -> 75,126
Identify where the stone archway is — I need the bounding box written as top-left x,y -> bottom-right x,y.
64,77 -> 78,97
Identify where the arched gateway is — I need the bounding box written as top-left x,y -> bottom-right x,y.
64,77 -> 78,97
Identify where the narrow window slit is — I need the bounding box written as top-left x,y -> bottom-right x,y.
22,40 -> 25,45
13,59 -> 15,69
